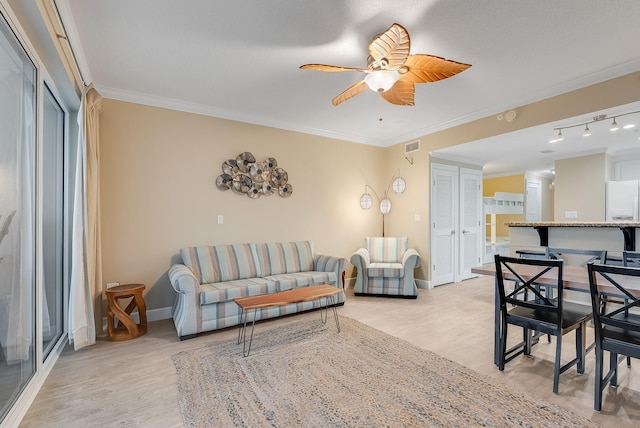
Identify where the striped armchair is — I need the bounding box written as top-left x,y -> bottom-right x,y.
350,237 -> 421,298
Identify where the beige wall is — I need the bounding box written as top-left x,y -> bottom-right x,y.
99,99 -> 387,310
554,153 -> 610,221
99,71 -> 640,312
384,71 -> 640,276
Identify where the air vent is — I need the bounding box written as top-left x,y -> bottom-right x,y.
539,150 -> 554,154
405,140 -> 421,154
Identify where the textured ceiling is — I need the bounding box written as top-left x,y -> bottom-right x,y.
56,0 -> 640,174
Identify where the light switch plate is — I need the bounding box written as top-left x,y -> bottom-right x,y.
217,215 -> 224,224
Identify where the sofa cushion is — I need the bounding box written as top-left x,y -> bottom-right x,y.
199,277 -> 276,305
365,237 -> 409,263
264,271 -> 337,292
256,241 -> 314,276
181,244 -> 262,284
367,263 -> 404,278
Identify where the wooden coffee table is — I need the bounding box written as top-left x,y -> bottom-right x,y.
234,284 -> 342,356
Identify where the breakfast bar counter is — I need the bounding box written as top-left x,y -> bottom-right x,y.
506,221 -> 640,255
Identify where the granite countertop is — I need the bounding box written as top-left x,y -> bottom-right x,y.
506,221 -> 640,227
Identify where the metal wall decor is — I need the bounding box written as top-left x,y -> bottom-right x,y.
216,152 -> 293,199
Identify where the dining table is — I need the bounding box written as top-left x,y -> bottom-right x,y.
471,262 -> 640,365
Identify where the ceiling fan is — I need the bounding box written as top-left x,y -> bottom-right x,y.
300,23 -> 471,106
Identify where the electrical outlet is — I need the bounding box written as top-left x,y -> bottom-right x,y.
106,282 -> 120,289
414,214 -> 421,222
564,211 -> 578,219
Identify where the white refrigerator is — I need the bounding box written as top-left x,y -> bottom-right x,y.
605,180 -> 639,221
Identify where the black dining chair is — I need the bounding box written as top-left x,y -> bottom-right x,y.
601,251 -> 640,367
587,263 -> 640,411
622,250 -> 640,268
494,255 -> 593,394
545,247 -> 607,267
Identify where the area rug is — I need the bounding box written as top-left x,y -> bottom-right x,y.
172,316 -> 600,427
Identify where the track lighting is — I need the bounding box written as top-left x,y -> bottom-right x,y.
610,118 -> 619,132
551,110 -> 640,142
549,129 -> 564,144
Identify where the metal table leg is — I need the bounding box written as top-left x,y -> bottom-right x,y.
320,295 -> 341,332
237,308 -> 259,357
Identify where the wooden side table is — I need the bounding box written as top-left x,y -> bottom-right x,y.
106,283 -> 147,341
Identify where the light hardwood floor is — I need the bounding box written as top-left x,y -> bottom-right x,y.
20,276 -> 640,427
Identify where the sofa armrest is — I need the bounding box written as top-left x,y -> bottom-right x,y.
350,248 -> 370,269
402,248 -> 421,269
350,248 -> 370,292
169,264 -> 198,294
168,264 -> 201,339
314,253 -> 348,288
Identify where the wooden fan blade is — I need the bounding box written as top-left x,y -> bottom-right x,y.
400,54 -> 471,84
368,23 -> 410,70
331,80 -> 368,106
381,80 -> 415,106
300,64 -> 367,72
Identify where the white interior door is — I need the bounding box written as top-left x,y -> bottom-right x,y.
430,164 -> 457,286
459,168 -> 483,280
525,179 -> 542,221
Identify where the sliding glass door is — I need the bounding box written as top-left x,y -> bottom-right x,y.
0,11 -> 37,421
42,83 -> 66,360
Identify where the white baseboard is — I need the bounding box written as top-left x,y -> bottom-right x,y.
102,306 -> 173,330
416,279 -> 432,289
147,306 -> 173,321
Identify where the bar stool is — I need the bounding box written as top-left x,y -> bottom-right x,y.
106,283 -> 147,341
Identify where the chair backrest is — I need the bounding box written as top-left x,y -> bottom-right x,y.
623,251 -> 640,268
545,247 -> 606,267
587,263 -> 640,356
494,255 -> 564,322
365,237 -> 408,263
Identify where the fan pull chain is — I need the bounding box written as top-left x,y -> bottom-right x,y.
378,93 -> 383,122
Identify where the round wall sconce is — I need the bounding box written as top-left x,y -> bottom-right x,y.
360,192 -> 373,209
380,199 -> 392,215
392,177 -> 406,194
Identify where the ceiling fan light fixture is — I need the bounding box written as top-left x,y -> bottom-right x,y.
364,70 -> 400,93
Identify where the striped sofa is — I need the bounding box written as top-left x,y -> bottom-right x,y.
168,241 -> 347,339
350,237 -> 421,298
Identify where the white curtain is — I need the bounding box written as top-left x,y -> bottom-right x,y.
68,84 -> 103,351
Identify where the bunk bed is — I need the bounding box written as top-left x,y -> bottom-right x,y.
483,192 -> 524,263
